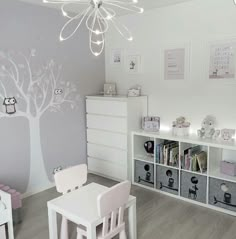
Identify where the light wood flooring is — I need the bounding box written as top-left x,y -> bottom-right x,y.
14,174 -> 236,239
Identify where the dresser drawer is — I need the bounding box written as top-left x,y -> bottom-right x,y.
86,99 -> 127,117
88,157 -> 127,180
87,129 -> 127,150
87,143 -> 127,166
87,114 -> 127,133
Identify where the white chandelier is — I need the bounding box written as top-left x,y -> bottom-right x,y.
43,0 -> 144,56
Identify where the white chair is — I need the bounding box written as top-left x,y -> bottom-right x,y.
77,180 -> 131,239
54,164 -> 88,239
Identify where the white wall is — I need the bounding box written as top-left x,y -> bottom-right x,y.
105,0 -> 236,133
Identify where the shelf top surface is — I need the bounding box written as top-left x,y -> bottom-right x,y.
132,130 -> 236,150
86,95 -> 147,101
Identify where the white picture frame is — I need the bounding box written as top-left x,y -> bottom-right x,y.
126,55 -> 141,73
207,39 -> 236,81
110,49 -> 123,66
160,43 -> 190,81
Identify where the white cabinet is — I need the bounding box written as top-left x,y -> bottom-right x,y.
86,95 -> 147,181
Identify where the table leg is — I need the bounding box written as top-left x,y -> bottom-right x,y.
48,208 -> 58,239
86,224 -> 96,239
128,200 -> 137,239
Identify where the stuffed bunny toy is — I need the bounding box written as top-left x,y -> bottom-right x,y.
198,115 -> 220,139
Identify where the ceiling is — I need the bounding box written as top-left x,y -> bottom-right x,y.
18,0 -> 193,15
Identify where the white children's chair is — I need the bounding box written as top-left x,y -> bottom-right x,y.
77,180 -> 131,239
54,164 -> 88,239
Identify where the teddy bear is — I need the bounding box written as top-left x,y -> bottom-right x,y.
197,115 -> 220,139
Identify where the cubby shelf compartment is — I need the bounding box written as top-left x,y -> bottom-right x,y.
132,130 -> 236,217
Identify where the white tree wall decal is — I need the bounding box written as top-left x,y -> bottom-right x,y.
0,50 -> 79,193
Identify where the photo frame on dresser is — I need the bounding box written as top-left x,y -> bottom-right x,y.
160,42 -> 191,81
205,38 -> 236,83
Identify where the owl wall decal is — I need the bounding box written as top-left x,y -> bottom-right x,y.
3,97 -> 17,114
54,89 -> 63,95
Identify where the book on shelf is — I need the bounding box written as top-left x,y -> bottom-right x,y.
157,141 -> 179,167
182,146 -> 207,173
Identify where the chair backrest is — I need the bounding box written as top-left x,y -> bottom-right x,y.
54,164 -> 87,194
97,181 -> 131,238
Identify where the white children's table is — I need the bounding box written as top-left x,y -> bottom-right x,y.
47,182 -> 137,239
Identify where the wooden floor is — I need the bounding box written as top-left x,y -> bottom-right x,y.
15,174 -> 236,239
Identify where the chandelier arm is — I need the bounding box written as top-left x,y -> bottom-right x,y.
97,11 -> 109,33
103,0 -> 139,5
99,6 -> 116,20
101,7 -> 133,41
103,2 -> 144,13
43,0 -> 88,3
60,6 -> 92,41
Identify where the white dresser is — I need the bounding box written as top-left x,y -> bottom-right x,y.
86,95 -> 147,181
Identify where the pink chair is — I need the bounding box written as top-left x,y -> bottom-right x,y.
77,180 -> 131,239
54,164 -> 88,239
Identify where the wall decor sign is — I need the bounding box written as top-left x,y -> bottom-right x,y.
209,41 -> 236,80
110,49 -> 123,65
126,55 -> 141,73
164,48 -> 185,80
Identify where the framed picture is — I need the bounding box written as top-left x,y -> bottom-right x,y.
126,55 -> 141,73
160,43 -> 190,81
208,40 -> 236,80
110,49 -> 123,66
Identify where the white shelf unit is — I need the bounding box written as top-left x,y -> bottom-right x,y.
86,95 -> 147,181
132,130 -> 236,216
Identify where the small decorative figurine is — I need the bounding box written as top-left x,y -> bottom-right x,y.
172,116 -> 190,136
197,115 -> 220,139
221,129 -> 235,141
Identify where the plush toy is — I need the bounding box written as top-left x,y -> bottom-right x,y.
173,116 -> 190,128
221,129 -> 235,141
197,115 -> 220,139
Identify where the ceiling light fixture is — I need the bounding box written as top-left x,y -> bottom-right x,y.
43,0 -> 144,56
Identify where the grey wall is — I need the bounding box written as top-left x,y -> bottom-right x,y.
0,0 -> 105,194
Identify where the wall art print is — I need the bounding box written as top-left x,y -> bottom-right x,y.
0,49 -> 80,193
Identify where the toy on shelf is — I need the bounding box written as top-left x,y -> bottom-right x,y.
221,129 -> 235,141
197,115 -> 220,139
172,116 -> 190,137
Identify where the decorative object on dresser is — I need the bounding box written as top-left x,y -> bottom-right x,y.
86,95 -> 147,181
221,129 -> 235,141
142,116 -> 160,132
132,130 -> 236,216
172,116 -> 190,137
103,83 -> 117,96
128,86 -> 141,97
197,115 -> 220,139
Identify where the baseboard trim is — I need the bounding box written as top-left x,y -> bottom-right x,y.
22,182 -> 56,199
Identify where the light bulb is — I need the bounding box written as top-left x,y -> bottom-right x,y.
128,37 -> 133,41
